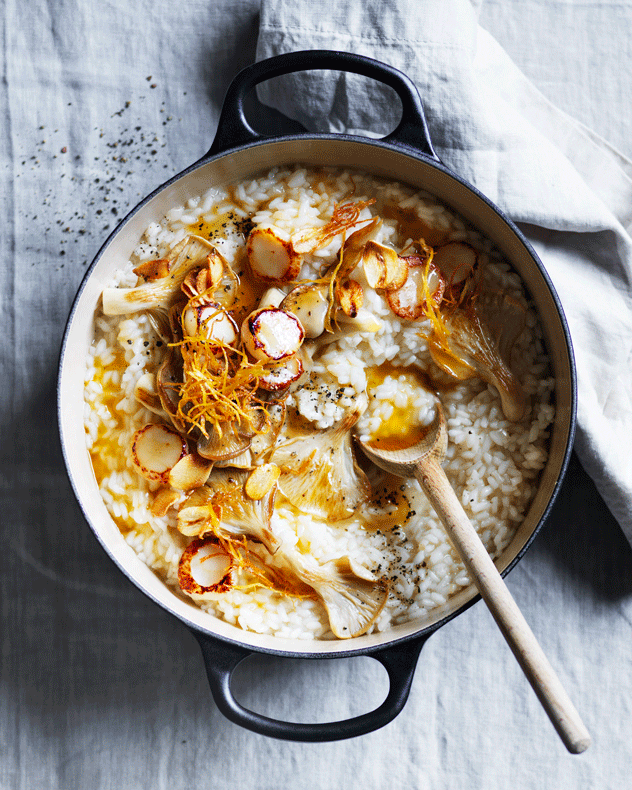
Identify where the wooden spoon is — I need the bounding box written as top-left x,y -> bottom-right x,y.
356,403 -> 590,754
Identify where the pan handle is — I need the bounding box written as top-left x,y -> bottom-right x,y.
206,50 -> 439,160
191,629 -> 428,741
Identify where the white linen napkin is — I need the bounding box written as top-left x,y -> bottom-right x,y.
256,0 -> 632,544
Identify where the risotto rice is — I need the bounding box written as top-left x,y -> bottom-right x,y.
84,165 -> 554,640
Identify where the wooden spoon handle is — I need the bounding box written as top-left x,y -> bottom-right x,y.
415,459 -> 591,754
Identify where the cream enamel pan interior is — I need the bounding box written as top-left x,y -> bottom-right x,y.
59,136 -> 574,655
58,50 -> 575,740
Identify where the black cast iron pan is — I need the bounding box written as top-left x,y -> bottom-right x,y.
58,50 -> 576,742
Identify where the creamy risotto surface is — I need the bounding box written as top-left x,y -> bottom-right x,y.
84,166 -> 554,640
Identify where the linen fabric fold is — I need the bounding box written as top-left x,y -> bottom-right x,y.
256,0 -> 632,544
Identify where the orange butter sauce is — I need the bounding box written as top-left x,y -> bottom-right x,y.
364,361 -> 435,452
353,362 -> 434,530
88,351 -> 147,534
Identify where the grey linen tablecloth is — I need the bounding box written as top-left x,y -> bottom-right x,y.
3,1 -> 632,787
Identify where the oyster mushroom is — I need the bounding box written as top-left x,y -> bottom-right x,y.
178,537 -> 235,601
102,235 -> 217,315
178,469 -> 278,547
214,449 -> 253,469
428,292 -> 527,421
250,401 -> 286,462
196,424 -> 253,463
134,372 -> 165,415
178,469 -> 386,637
131,423 -> 187,484
156,347 -> 185,432
272,395 -> 371,522
301,557 -> 388,638
241,307 -> 304,362
196,404 -> 268,462
432,242 -> 477,286
476,291 -> 528,362
147,309 -> 173,345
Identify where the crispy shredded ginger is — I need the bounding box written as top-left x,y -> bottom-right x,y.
172,324 -> 270,441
